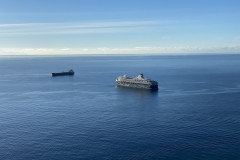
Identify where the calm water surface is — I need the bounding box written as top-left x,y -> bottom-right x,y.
0,55 -> 240,160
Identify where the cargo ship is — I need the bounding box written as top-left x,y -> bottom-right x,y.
52,69 -> 74,77
116,74 -> 158,90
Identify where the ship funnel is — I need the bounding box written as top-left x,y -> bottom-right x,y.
137,74 -> 144,79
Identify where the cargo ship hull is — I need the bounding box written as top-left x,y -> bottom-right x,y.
52,71 -> 74,77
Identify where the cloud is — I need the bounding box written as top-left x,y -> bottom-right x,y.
0,46 -> 240,55
0,21 -> 162,35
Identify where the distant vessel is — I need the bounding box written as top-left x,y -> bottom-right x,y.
116,74 -> 158,90
52,69 -> 74,77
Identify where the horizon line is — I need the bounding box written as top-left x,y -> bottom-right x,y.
1,53 -> 240,57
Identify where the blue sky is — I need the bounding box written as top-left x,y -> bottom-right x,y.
0,0 -> 240,55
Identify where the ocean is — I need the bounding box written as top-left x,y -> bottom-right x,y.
0,54 -> 240,160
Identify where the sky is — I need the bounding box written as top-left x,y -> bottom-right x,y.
0,0 -> 240,55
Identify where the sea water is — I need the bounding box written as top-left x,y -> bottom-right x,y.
0,54 -> 240,160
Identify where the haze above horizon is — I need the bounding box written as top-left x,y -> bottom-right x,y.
0,0 -> 240,55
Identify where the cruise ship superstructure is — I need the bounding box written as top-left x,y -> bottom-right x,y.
116,74 -> 158,90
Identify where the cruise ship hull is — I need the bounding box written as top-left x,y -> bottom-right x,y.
116,81 -> 158,90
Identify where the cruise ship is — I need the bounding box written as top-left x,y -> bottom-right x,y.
116,74 -> 158,90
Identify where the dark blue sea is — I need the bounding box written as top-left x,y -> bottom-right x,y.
0,54 -> 240,160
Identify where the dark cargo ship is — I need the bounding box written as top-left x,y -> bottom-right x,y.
116,74 -> 158,90
52,69 -> 74,77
